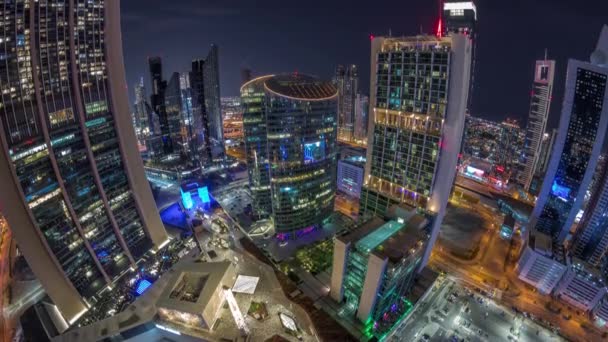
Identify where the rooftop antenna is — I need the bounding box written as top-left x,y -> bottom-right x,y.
544,48 -> 548,61
389,28 -> 392,37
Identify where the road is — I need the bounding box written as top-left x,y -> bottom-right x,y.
428,197 -> 605,342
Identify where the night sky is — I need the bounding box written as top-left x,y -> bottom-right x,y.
121,0 -> 608,128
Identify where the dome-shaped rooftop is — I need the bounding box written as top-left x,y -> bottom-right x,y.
264,73 -> 337,101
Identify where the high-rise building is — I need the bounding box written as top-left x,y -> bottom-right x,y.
179,72 -> 197,160
191,59 -> 212,163
330,206 -> 428,335
203,45 -> 223,155
165,72 -> 187,155
537,129 -> 558,175
133,77 -> 149,142
0,0 -> 168,325
241,68 -> 253,85
191,45 -> 224,163
149,57 -> 173,156
443,1 -> 477,110
353,94 -> 369,144
360,32 -> 472,268
519,58 -> 556,190
572,158 -> 608,267
335,65 -> 358,142
241,74 -> 338,239
529,26 -> 608,242
497,119 -> 523,175
443,1 -> 477,36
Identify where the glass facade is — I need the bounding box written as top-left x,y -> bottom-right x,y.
0,0 -> 153,300
241,74 -> 338,238
242,76 -> 273,218
534,68 -> 607,239
362,38 -> 451,217
341,219 -> 423,338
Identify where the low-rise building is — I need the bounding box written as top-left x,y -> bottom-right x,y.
517,230 -> 567,294
554,264 -> 607,313
157,261 -> 236,331
593,297 -> 608,327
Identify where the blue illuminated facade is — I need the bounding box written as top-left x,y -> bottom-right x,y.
531,60 -> 608,241
135,279 -> 153,296
241,74 -> 338,238
180,183 -> 210,210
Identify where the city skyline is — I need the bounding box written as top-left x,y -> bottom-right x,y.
2,1 -> 608,341
121,0 -> 607,127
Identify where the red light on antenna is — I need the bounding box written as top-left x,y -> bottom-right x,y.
369,34 -> 375,41
436,18 -> 443,38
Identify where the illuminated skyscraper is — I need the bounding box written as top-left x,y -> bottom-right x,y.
335,65 -> 358,142
191,46 -> 223,163
149,57 -> 173,156
0,0 -> 169,325
166,72 -> 187,155
360,32 -> 472,268
518,58 -> 556,190
530,26 -> 608,242
443,0 -> 477,110
241,74 -> 338,239
191,59 -> 212,162
203,44 -> 224,159
353,94 -> 369,144
132,77 -> 149,142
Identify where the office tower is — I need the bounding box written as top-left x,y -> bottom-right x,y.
496,119 -> 522,174
190,59 -> 212,163
203,45 -> 223,151
330,206 -> 428,334
537,129 -> 557,175
335,65 -> 359,142
222,97 -> 244,143
360,32 -> 472,268
443,1 -> 477,110
241,74 -> 338,239
530,26 -> 608,242
241,68 -> 253,85
149,57 -> 173,156
165,72 -> 186,155
179,72 -> 197,160
572,161 -> 608,267
353,94 -> 369,144
519,58 -> 556,190
0,0 -> 169,325
133,77 -> 149,142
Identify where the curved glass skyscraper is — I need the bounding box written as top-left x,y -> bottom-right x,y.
241,74 -> 338,239
0,0 -> 168,324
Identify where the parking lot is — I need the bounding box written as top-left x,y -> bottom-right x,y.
387,277 -> 564,342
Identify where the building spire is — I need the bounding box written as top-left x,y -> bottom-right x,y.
544,48 -> 548,61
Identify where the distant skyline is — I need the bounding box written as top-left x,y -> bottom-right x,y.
121,0 -> 608,128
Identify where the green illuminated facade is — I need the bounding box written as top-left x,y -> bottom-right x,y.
330,208 -> 429,338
